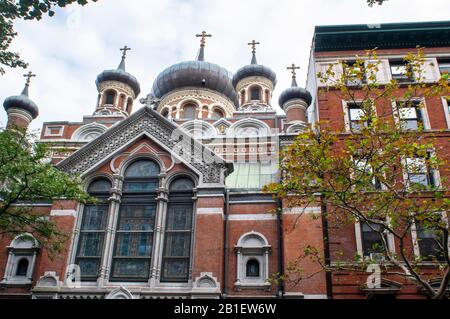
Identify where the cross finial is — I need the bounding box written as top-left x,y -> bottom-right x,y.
120,45 -> 131,59
248,40 -> 260,54
196,31 -> 212,48
287,63 -> 300,79
23,71 -> 36,87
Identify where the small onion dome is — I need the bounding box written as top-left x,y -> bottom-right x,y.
151,46 -> 239,106
232,52 -> 277,88
96,52 -> 141,97
279,77 -> 312,108
3,81 -> 39,119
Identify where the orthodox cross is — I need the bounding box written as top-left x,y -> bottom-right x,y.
287,63 -> 300,79
23,71 -> 36,86
196,31 -> 212,48
120,46 -> 132,59
248,40 -> 260,54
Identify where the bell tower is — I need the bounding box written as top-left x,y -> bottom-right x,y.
95,46 -> 141,117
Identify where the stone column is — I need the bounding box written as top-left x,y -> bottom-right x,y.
150,173 -> 168,286
98,174 -> 123,288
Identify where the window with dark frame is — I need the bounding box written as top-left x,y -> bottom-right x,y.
390,61 -> 414,83
246,259 -> 260,278
161,178 -> 195,283
183,104 -> 196,119
110,160 -> 160,282
361,222 -> 387,257
16,259 -> 29,277
75,179 -> 111,281
105,91 -> 116,105
416,222 -> 445,262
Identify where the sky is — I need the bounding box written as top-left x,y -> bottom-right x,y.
0,0 -> 449,131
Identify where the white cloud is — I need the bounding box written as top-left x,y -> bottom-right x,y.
0,0 -> 449,130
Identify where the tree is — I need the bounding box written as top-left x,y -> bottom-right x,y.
265,49 -> 450,299
0,128 -> 92,253
0,0 -> 98,75
367,0 -> 388,6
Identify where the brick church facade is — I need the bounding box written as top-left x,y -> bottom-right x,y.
1,21 -> 449,299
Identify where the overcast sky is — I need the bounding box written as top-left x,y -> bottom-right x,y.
0,0 -> 449,131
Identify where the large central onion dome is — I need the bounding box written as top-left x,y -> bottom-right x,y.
151,45 -> 239,106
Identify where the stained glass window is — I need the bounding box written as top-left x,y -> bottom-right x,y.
76,179 -> 111,281
161,178 -> 194,282
111,160 -> 159,281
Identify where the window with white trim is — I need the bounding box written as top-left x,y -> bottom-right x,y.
390,61 -> 414,83
353,157 -> 382,190
343,61 -> 366,86
235,232 -> 271,289
405,155 -> 438,188
442,97 -> 450,129
415,221 -> 445,262
394,100 -> 429,130
361,222 -> 388,258
343,101 -> 376,132
1,234 -> 39,286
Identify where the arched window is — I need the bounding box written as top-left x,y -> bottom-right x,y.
76,179 -> 111,281
250,86 -> 261,101
212,108 -> 224,119
111,160 -> 160,282
126,98 -> 133,114
104,90 -> 116,105
16,259 -> 29,277
161,109 -> 169,118
183,104 -> 196,119
246,259 -> 260,278
161,177 -> 195,282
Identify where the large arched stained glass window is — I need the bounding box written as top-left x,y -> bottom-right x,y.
111,160 -> 160,281
76,179 -> 111,281
161,178 -> 195,282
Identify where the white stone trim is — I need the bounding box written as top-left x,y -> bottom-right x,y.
228,214 -> 277,221
50,210 -> 77,217
283,207 -> 322,215
196,208 -> 224,215
441,97 -> 450,129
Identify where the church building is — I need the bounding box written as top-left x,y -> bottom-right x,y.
1,21 -> 449,299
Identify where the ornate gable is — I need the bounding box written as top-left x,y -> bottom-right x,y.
57,106 -> 233,185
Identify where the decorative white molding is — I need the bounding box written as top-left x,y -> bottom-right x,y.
196,208 -> 224,216
50,210 -> 77,217
228,214 -> 276,221
283,207 -> 322,215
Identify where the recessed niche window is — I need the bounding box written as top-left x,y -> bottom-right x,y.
235,232 -> 271,290
0,234 -> 39,286
45,125 -> 64,137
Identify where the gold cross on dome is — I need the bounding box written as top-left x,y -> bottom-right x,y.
23,71 -> 36,86
196,31 -> 212,48
248,40 -> 260,53
120,45 -> 131,58
287,63 -> 300,79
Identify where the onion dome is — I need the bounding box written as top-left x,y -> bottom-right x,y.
279,64 -> 312,108
3,71 -> 39,119
96,46 -> 141,97
151,32 -> 239,106
232,41 -> 277,88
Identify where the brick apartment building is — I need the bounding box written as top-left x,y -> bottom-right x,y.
0,21 -> 449,299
